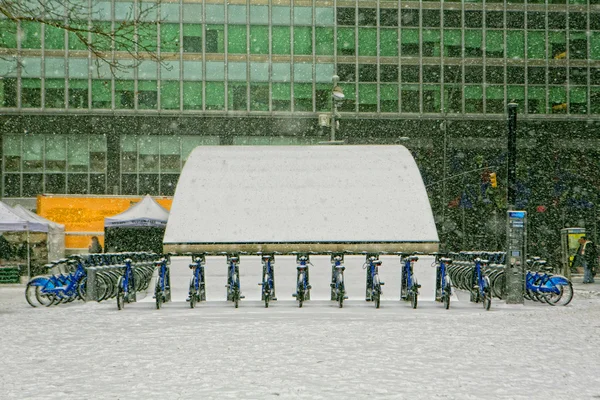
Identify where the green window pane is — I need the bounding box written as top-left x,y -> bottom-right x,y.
161,81 -> 180,110
21,21 -> 41,49
294,27 -> 312,55
272,83 -> 291,100
22,78 -> 42,88
570,87 -> 586,103
507,31 -> 524,59
486,31 -> 504,56
527,31 -> 545,59
423,29 -> 441,56
272,26 -> 290,55
422,30 -> 440,42
89,22 -> 112,52
45,79 -> 65,108
423,85 -> 441,113
358,84 -> 377,104
380,84 -> 398,100
92,80 -> 111,108
205,81 -> 224,110
590,33 -> 600,60
45,79 -> 65,89
69,79 -> 88,89
337,27 -> 355,54
161,24 -> 180,52
250,83 -> 269,111
401,29 -> 419,44
465,30 -> 482,48
549,87 -> 566,102
183,81 -> 202,110
380,29 -> 398,57
358,28 -> 377,56
228,25 -> 247,54
139,24 -> 158,52
250,26 -> 269,54
45,24 -> 65,50
294,83 -> 312,99
507,86 -> 524,100
444,30 -> 461,46
486,86 -> 504,100
528,87 -> 545,100
206,25 -> 225,53
464,86 -> 482,99
0,20 -> 17,48
315,28 -> 334,55
549,32 -> 566,44
228,82 -> 246,110
69,79 -> 88,109
183,24 -> 202,36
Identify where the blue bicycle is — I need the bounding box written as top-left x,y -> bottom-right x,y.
525,269 -> 573,306
116,258 -> 135,310
188,253 -> 206,308
258,252 -> 277,308
293,254 -> 312,308
472,257 -> 491,310
25,257 -> 86,307
433,253 -> 452,309
363,254 -> 384,309
399,253 -> 420,309
154,255 -> 171,310
330,254 -> 347,308
225,253 -> 244,308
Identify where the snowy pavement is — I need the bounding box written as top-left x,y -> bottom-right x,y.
1,256 -> 600,399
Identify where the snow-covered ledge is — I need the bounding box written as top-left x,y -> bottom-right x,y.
163,145 -> 439,254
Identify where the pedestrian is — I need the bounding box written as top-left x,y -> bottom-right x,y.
574,236 -> 597,284
89,236 -> 103,254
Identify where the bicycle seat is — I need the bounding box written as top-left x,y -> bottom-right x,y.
373,260 -> 383,266
408,255 -> 419,261
440,258 -> 452,263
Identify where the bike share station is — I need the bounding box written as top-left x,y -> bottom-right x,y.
505,211 -> 527,304
163,145 -> 441,307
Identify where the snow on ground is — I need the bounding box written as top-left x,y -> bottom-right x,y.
1,255 -> 600,400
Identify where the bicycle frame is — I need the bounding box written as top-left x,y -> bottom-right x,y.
294,255 -> 311,307
154,256 -> 171,309
364,255 -> 384,308
434,254 -> 452,309
188,254 -> 206,308
400,254 -> 420,309
26,258 -> 87,306
473,258 -> 491,310
258,254 -> 276,308
117,258 -> 134,310
226,254 -> 242,308
331,255 -> 347,308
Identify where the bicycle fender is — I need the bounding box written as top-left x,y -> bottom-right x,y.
28,276 -> 51,287
548,275 -> 570,286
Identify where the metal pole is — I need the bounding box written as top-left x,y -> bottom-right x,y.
507,103 -> 518,209
331,75 -> 339,142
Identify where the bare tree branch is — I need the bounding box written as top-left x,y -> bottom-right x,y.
0,0 -> 168,77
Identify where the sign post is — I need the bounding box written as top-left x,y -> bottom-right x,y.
505,210 -> 527,304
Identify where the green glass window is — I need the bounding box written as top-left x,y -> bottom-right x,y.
570,87 -> 587,114
294,27 -> 312,55
380,84 -> 398,113
423,85 -> 441,113
138,80 -> 157,109
206,25 -> 225,53
443,30 -> 461,57
161,81 -> 180,110
272,26 -> 291,55
358,84 -> 377,112
464,30 -> 482,57
486,31 -> 504,58
486,86 -> 504,114
250,83 -> 269,111
592,33 -> 600,60
138,136 -> 159,173
570,32 -> 587,60
3,135 -> 21,172
250,26 -> 268,54
506,31 -> 524,59
68,136 -> 89,172
464,86 -> 483,113
527,31 -> 545,59
89,22 -> 111,52
45,24 -> 65,50
68,79 -> 88,109
21,21 -> 41,49
507,86 -> 524,114
315,83 -> 330,111
293,83 -> 312,112
115,80 -> 134,109
527,86 -> 545,114
401,29 -> 419,56
272,83 -> 291,111
183,24 -> 202,53
161,24 -> 180,52
183,81 -> 202,110
45,79 -> 65,109
591,88 -> 600,114
550,86 -> 567,114
205,81 -> 224,110
315,28 -> 334,55
400,84 -> 419,113
21,78 -> 42,108
45,136 -> 66,172
422,29 -> 441,57
380,29 -> 398,57
228,82 -> 247,110
139,24 -> 158,52
92,80 -> 111,108
549,31 -> 566,59
444,85 -> 462,113
0,20 -> 17,48
228,5 -> 246,24
337,27 -> 355,56
359,28 -> 377,56
228,25 -> 247,54
338,85 -> 355,112
23,135 -> 44,171
160,136 -> 180,173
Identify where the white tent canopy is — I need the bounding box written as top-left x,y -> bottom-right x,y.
104,195 -> 170,228
0,202 -> 46,233
164,145 -> 440,254
12,205 -> 65,261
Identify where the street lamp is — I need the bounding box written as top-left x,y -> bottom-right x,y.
319,75 -> 345,145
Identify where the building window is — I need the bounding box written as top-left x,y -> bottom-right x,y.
183,24 -> 202,53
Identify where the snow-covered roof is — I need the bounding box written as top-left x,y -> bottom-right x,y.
0,201 -> 48,232
104,195 -> 170,228
164,145 -> 439,254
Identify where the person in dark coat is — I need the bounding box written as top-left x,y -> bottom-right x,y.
89,236 -> 103,254
575,236 -> 597,284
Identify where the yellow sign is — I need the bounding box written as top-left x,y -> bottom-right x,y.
37,195 -> 172,250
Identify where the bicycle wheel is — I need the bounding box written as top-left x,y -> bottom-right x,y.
545,281 -> 574,306
410,291 -> 418,309
155,282 -> 162,310
482,277 -> 492,311
374,290 -> 380,309
25,283 -> 46,307
234,295 -> 239,308
444,285 -> 451,310
264,288 -> 270,308
116,277 -> 125,310
189,279 -> 196,309
77,277 -> 87,300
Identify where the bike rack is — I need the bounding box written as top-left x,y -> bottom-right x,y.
330,253 -> 345,301
364,253 -> 379,301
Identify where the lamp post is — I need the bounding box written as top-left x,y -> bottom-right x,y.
320,75 -> 345,145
